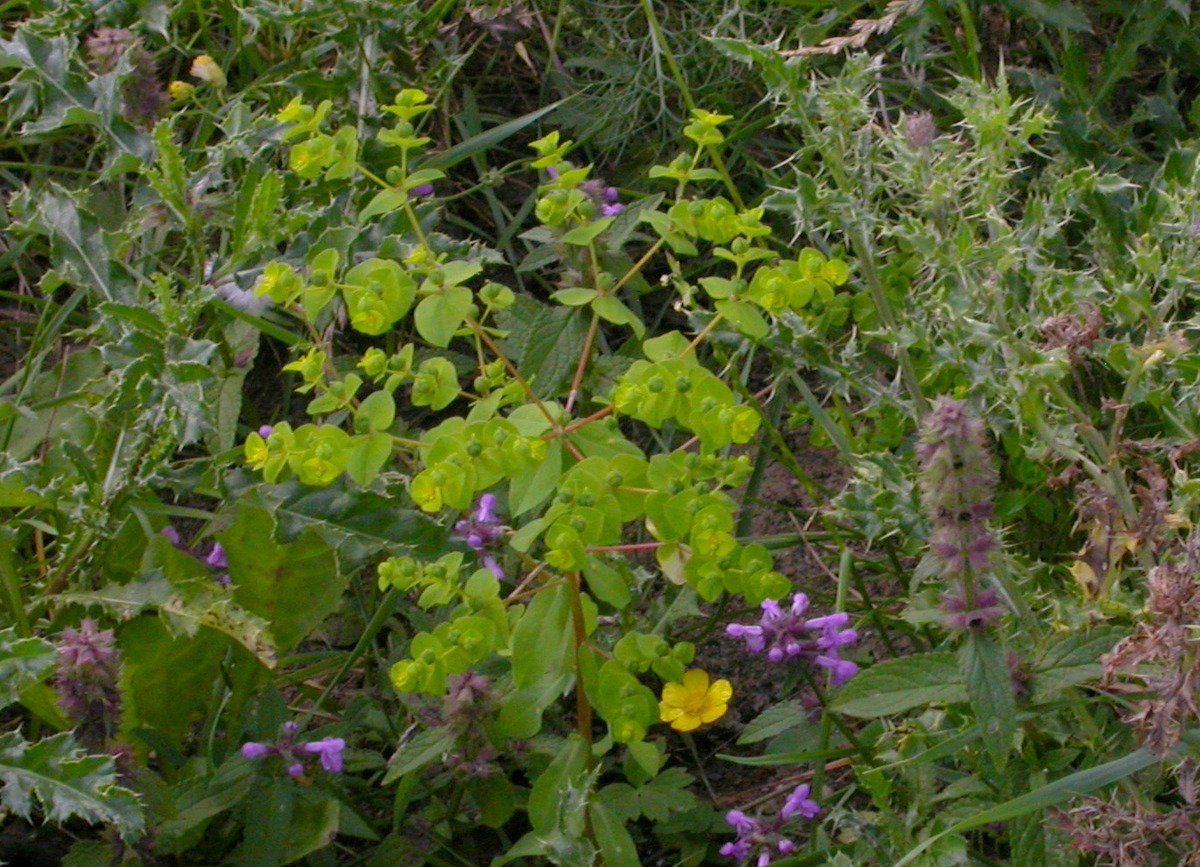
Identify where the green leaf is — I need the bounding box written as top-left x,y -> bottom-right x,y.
384,725 -> 456,784
831,653 -> 966,717
359,189 -> 407,222
562,218 -> 614,246
1004,0 -> 1092,32
220,507 -> 343,653
894,748 -> 1163,867
715,298 -> 769,339
471,773 -> 515,829
527,735 -> 589,833
510,584 -> 572,690
422,99 -> 567,172
414,285 -> 473,348
0,731 -> 143,837
510,440 -> 563,516
346,432 -> 393,487
498,297 -> 589,398
737,700 -> 806,745
0,629 -> 55,707
589,801 -> 640,867
959,633 -> 1016,771
355,391 -> 396,433
552,287 -> 599,306
593,295 -> 645,338
250,481 -> 447,559
1032,626 -> 1124,703
119,616 -> 232,755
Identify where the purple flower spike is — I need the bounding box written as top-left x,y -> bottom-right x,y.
205,542 -> 228,570
241,742 -> 271,759
301,737 -> 345,772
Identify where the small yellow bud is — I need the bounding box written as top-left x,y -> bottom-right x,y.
189,55 -> 227,89
168,80 -> 195,101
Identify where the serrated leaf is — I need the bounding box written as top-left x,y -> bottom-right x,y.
959,633 -> 1016,770
498,298 -> 589,398
1032,626 -> 1125,703
737,700 -> 806,745
0,629 -> 56,707
252,482 -> 447,558
831,653 -> 966,717
0,730 -> 143,837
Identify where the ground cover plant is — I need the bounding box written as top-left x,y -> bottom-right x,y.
5,1 -> 1200,865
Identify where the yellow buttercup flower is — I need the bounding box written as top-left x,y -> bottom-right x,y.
189,55 -> 227,89
659,669 -> 732,732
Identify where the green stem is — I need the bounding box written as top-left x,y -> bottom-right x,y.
0,528 -> 31,637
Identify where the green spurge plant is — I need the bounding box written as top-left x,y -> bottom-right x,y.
236,87 -> 855,862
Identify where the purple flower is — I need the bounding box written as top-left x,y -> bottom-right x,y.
241,741 -> 271,759
287,762 -> 304,777
205,542 -> 228,570
257,425 -> 274,438
781,784 -> 821,820
411,183 -> 434,197
161,526 -> 182,546
301,737 -> 345,772
454,494 -> 505,580
726,594 -> 859,684
601,203 -> 624,217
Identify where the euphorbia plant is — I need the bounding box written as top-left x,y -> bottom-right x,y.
239,87 -> 857,862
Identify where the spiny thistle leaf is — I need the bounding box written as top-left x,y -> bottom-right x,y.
0,730 -> 144,837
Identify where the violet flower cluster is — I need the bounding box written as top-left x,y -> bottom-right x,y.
916,397 -> 1004,630
54,618 -> 122,749
241,722 -> 345,777
726,593 -> 859,685
454,494 -> 505,580
721,784 -> 821,866
161,519 -> 233,586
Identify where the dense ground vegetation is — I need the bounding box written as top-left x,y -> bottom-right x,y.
5,1 -> 1200,865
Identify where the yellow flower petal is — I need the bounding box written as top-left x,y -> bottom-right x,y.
707,678 -> 733,704
671,714 -> 701,732
681,669 -> 711,691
